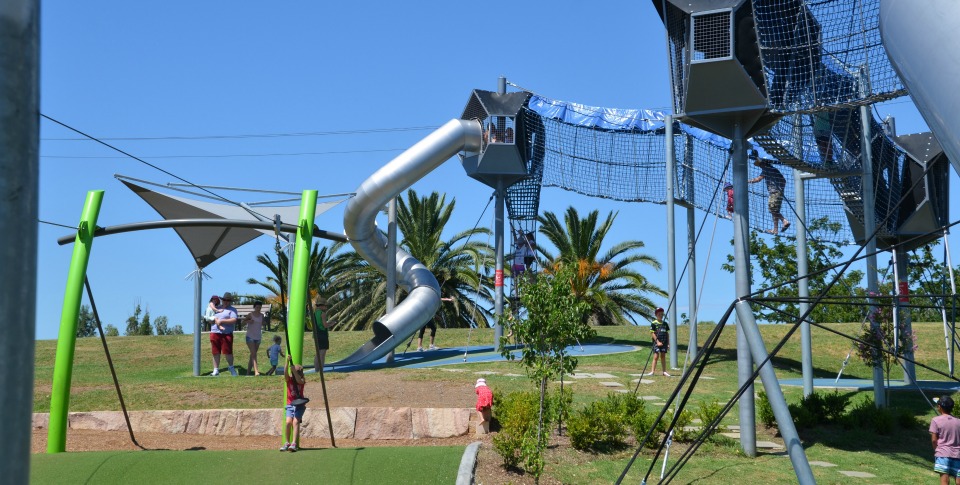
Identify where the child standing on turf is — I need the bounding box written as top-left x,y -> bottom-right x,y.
265,335 -> 284,376
647,307 -> 671,377
931,395 -> 960,484
281,360 -> 307,452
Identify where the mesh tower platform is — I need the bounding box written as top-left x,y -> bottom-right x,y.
460,90 -> 533,191
654,0 -> 780,138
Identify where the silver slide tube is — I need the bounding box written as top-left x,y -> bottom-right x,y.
337,119 -> 483,365
881,0 -> 960,175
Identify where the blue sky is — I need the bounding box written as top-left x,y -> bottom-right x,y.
36,2 -> 951,340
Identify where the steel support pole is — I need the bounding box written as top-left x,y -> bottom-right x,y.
494,179 -> 504,347
945,233 -> 957,376
193,266 -> 202,376
734,302 -> 815,484
665,116 -> 678,368
795,173 -> 813,397
893,247 -> 916,383
686,172 -> 697,363
731,126 -> 756,456
48,191 -> 105,453
861,102 -> 886,407
385,197 -> 397,362
2,4 -> 39,478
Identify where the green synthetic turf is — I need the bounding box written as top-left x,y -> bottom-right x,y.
32,446 -> 464,484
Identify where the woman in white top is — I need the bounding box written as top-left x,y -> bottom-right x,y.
242,302 -> 265,376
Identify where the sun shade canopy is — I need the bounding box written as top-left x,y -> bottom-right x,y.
120,180 -> 346,268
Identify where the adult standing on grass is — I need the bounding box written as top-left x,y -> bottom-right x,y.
748,157 -> 791,235
931,395 -> 960,484
242,301 -> 264,376
312,297 -> 335,370
212,292 -> 239,376
646,307 -> 670,377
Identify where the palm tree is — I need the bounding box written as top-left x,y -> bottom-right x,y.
536,206 -> 666,325
328,189 -> 495,331
247,241 -> 343,328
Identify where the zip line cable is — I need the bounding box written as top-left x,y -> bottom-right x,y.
42,125 -> 439,141
41,113 -> 277,223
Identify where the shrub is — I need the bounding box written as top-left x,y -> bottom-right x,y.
843,397 -> 894,435
758,391 -> 776,428
670,408 -> 696,442
695,399 -> 725,436
568,394 -> 627,452
493,391 -> 541,469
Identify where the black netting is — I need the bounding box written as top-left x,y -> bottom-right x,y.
508,94 -> 919,245
664,0 -> 905,114
754,0 -> 904,112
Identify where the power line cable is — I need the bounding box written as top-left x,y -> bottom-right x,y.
41,125 -> 439,141
41,147 -> 408,160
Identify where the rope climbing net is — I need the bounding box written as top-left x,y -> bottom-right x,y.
509,94 -> 860,244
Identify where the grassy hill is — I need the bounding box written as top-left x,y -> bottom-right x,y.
32,321 -> 955,483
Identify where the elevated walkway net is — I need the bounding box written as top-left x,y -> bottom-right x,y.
509,95 -> 860,244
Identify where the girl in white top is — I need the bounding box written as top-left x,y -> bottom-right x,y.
242,302 -> 265,376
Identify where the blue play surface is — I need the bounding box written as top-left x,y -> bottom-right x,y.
315,342 -> 636,373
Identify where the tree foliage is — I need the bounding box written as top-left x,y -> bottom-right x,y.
328,189 -> 494,330
154,315 -> 184,335
104,324 -> 119,337
125,304 -> 142,336
76,304 -> 97,338
722,218 -> 865,323
537,206 -> 665,325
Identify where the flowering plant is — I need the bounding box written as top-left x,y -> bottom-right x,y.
855,294 -> 918,376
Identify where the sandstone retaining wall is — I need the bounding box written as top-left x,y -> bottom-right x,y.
33,407 -> 476,439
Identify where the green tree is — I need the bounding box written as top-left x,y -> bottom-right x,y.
125,304 -> 142,336
248,242 -> 343,329
76,304 -> 97,338
104,324 -> 119,337
154,315 -> 184,335
722,218 -> 865,323
138,309 -> 153,336
537,206 -> 665,325
498,264 -> 593,481
328,189 -> 494,330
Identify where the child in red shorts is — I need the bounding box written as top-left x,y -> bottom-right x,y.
475,378 -> 493,435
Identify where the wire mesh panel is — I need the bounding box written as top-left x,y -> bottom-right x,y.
692,10 -> 733,62
752,0 -> 905,112
513,94 -> 865,244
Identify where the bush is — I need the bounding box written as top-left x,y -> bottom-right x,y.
695,399 -> 725,436
492,391 -> 542,469
568,394 -> 628,452
843,397 -> 894,435
758,391 -> 776,428
670,408 -> 696,443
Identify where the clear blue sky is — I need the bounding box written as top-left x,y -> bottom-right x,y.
36,1 -> 952,340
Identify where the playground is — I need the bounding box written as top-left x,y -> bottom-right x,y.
7,0 -> 960,484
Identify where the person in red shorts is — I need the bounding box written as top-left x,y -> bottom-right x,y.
475,378 -> 493,435
210,292 -> 239,376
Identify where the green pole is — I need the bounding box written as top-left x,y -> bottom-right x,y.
281,190 -> 316,445
47,190 -> 104,453
286,190 -> 317,366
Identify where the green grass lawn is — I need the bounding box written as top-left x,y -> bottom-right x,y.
32,446 -> 463,485
32,321 -> 956,483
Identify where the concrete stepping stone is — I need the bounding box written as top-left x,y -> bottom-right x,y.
617,389 -> 630,393
756,441 -> 784,449
474,371 -> 498,375
569,373 -> 593,379
720,432 -> 739,439
590,372 -> 617,379
600,382 -> 625,387
504,373 -> 523,377
838,471 -> 876,478
640,396 -> 661,401
692,418 -> 702,423
700,376 -> 715,380
726,425 -> 740,431
809,461 -> 837,467
440,368 -> 465,372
